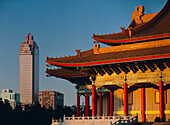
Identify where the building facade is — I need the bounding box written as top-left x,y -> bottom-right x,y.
39,91 -> 64,109
46,0 -> 170,123
1,89 -> 20,109
19,33 -> 39,105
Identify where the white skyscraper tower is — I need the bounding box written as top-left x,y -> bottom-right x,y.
19,32 -> 39,105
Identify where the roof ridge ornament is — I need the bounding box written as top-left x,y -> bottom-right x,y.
120,27 -> 125,34
131,5 -> 144,24
75,49 -> 81,57
128,27 -> 133,37
93,44 -> 100,54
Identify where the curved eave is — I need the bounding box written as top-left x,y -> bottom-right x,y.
92,33 -> 170,44
47,72 -> 89,78
46,53 -> 170,67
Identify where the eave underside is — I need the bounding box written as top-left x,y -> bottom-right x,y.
46,58 -> 170,85
46,68 -> 91,85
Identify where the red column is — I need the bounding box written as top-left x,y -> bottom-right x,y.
77,93 -> 80,117
107,94 -> 110,116
110,91 -> 113,116
124,83 -> 128,116
85,92 -> 89,116
141,87 -> 145,122
99,92 -> 102,116
95,89 -> 97,115
92,85 -> 96,116
159,81 -> 164,121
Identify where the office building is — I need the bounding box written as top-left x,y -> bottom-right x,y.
39,91 -> 64,109
1,89 -> 20,109
20,33 -> 39,105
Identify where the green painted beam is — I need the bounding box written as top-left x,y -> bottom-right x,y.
78,88 -> 110,94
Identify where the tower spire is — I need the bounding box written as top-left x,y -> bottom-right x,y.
28,30 -> 31,35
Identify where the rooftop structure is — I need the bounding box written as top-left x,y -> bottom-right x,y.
46,0 -> 170,123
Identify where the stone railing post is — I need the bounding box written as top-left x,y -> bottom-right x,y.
72,114 -> 75,121
124,113 -> 127,120
82,114 -> 85,120
52,117 -> 54,123
113,115 -> 115,121
102,113 -> 105,120
63,114 -> 65,122
92,114 -> 94,120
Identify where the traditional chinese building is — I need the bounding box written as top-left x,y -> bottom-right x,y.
46,0 -> 170,122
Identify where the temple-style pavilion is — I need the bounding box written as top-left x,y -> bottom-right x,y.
46,0 -> 170,122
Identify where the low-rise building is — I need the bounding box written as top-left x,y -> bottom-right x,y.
1,89 -> 20,109
39,91 -> 64,109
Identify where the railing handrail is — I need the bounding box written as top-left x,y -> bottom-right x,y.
64,114 -> 136,121
52,114 -> 138,125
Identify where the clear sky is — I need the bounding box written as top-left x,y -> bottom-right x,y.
0,0 -> 167,106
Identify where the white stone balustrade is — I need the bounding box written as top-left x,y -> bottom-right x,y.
52,114 -> 138,125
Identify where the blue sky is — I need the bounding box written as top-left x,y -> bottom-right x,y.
0,0 -> 167,106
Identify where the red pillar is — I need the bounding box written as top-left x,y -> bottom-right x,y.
92,85 -> 96,116
95,89 -> 97,115
77,93 -> 80,117
110,91 -> 113,116
85,92 -> 89,116
124,83 -> 128,116
141,87 -> 145,122
107,94 -> 110,116
99,92 -> 102,116
159,81 -> 164,121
